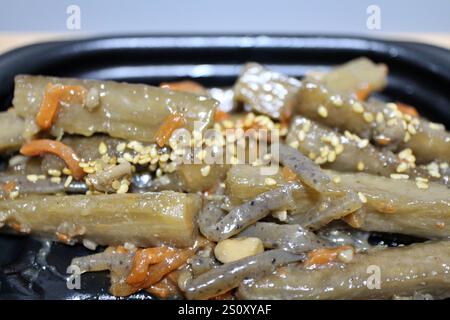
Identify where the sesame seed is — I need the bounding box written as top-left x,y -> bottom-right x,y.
338,249 -> 354,263
62,167 -> 72,175
335,144 -> 344,155
9,190 -> 19,200
396,162 -> 409,173
332,176 -> 341,184
308,152 -> 317,160
264,177 -> 277,186
376,112 -> 385,123
407,123 -> 417,135
50,177 -> 62,184
318,105 -> 328,118
116,183 -> 129,194
363,112 -> 374,123
159,154 -> 169,162
429,122 -> 444,130
327,151 -> 336,162
352,102 -> 364,113
26,174 -> 38,183
200,165 -> 211,177
358,192 -> 368,203
98,142 -> 108,155
387,119 -> 397,127
330,95 -> 343,107
357,161 -> 365,171
116,142 -> 126,152
315,156 -> 327,165
357,139 -> 369,149
390,173 -> 409,180
272,210 -> 287,222
48,169 -> 61,177
64,176 -> 73,188
112,180 -> 121,190
403,132 -> 411,142
83,167 -> 95,174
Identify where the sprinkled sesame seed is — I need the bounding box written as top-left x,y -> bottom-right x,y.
358,192 -> 368,203
407,123 -> 417,135
9,190 -> 19,200
48,169 -> 61,177
390,173 -> 409,180
64,176 -> 73,188
335,144 -> 344,155
352,102 -> 364,113
357,139 -> 369,149
363,112 -> 374,123
289,141 -> 299,149
376,112 -> 385,123
200,165 -> 211,177
330,95 -> 343,107
415,179 -> 429,190
272,210 -> 287,222
62,167 -> 72,175
116,142 -> 126,152
264,177 -> 277,186
297,130 -> 306,142
332,176 -> 341,184
338,249 -> 354,263
26,174 -> 38,183
327,151 -> 336,162
116,183 -> 129,194
50,177 -> 62,184
98,142 -> 108,155
318,105 -> 328,118
396,162 -> 409,173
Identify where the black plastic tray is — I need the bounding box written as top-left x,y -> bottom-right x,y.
0,35 -> 449,300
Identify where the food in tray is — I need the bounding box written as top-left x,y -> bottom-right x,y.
0,57 -> 449,300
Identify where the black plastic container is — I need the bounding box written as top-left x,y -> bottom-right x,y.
0,35 -> 449,299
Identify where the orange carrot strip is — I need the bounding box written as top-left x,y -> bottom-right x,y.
135,248 -> 194,289
36,83 -> 87,130
214,110 -> 229,122
355,84 -> 372,101
304,245 -> 353,268
154,113 -> 186,148
160,81 -> 206,94
2,181 -> 17,192
397,102 -> 419,117
20,139 -> 85,180
126,247 -> 175,285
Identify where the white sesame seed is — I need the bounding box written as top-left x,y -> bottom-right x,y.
116,183 -> 129,194
272,210 -> 287,222
396,162 -> 409,173
200,165 -> 211,177
376,112 -> 385,123
415,180 -> 429,189
26,174 -> 38,183
318,105 -> 328,118
48,169 -> 61,177
352,102 -> 364,113
50,177 -> 62,184
64,176 -> 73,188
116,142 -> 126,152
357,161 -> 365,171
9,190 -> 19,200
264,177 -> 277,186
289,140 -> 299,149
338,249 -> 354,263
358,192 -> 368,203
390,173 -> 409,180
98,142 -> 108,155
332,176 -> 341,184
297,130 -> 306,142
363,112 -> 374,123
407,123 -> 417,135
330,95 -> 343,107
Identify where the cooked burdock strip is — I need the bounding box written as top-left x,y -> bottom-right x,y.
13,75 -> 218,142
198,183 -> 300,242
0,191 -> 201,247
238,241 -> 450,300
285,116 -> 406,177
234,63 -> 301,120
238,222 -> 325,253
331,171 -> 450,238
318,57 -> 388,99
0,109 -> 25,152
184,249 -> 304,300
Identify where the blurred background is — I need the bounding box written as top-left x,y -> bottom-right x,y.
0,0 -> 450,52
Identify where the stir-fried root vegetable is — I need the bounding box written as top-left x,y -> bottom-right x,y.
0,109 -> 25,152
198,183 -> 300,242
238,241 -> 450,300
275,143 -> 331,192
86,162 -> 132,193
36,83 -> 87,130
234,63 -> 301,120
330,171 -> 450,238
20,139 -> 85,180
184,249 -> 304,300
238,222 -> 325,253
13,75 -> 218,142
292,191 -> 362,230
318,57 -> 388,99
0,191 -> 201,247
286,116 -> 408,177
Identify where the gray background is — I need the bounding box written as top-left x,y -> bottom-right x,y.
0,0 -> 449,34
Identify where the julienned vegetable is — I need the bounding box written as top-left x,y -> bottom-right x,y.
0,57 -> 449,300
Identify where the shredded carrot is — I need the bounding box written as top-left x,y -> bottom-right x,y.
355,84 -> 372,101
2,181 -> 16,193
20,139 -> 85,180
154,113 -> 186,148
139,248 -> 194,288
397,102 -> 419,117
160,81 -> 206,94
115,245 -> 129,254
127,247 -> 175,285
304,245 -> 353,268
36,83 -> 87,130
214,110 -> 229,122
282,166 -> 298,182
